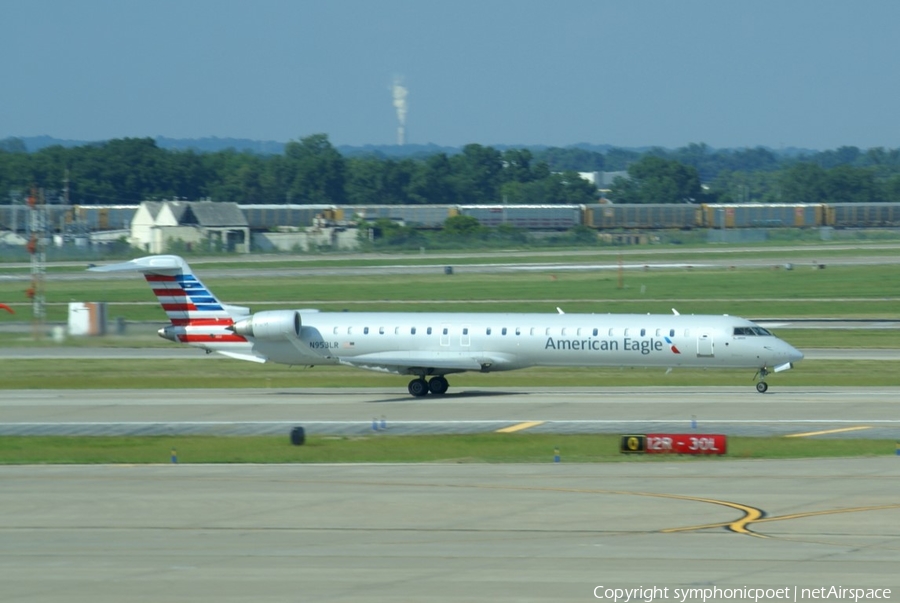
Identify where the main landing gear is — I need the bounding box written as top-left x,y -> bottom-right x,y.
408,376 -> 449,397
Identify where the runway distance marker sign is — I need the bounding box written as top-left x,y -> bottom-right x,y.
620,434 -> 727,455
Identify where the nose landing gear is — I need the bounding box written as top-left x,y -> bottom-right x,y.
754,368 -> 769,393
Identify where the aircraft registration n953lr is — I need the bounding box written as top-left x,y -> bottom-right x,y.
89,255 -> 803,397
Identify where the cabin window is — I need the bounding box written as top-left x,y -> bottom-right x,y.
442,327 -> 448,335
486,327 -> 492,335
530,327 -> 536,336
427,327 -> 433,335
502,327 -> 508,336
364,327 -> 369,335
394,327 -> 400,335
562,328 -> 568,336
378,327 -> 384,335
333,327 -> 339,335
592,328 -> 598,336
348,327 -> 353,335
624,328 -> 630,336
546,328 -> 551,336
411,327 -> 416,335
463,328 -> 469,335
655,328 -> 661,337
608,328 -> 615,337
640,328 -> 646,337
576,328 -> 582,336
669,329 -> 675,337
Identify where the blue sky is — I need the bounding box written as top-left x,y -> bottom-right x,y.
2,0 -> 898,150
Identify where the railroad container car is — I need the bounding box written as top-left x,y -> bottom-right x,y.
584,204 -> 698,229
345,205 -> 455,229
828,202 -> 900,228
459,204 -> 582,230
239,204 -> 334,229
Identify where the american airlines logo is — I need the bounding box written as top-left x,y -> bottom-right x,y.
545,337 -> 668,355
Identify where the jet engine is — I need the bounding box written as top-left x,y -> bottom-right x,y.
229,310 -> 301,340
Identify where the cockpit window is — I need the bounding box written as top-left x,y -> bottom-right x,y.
734,326 -> 774,336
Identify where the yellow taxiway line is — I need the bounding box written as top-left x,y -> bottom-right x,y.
495,421 -> 545,433
784,426 -> 872,438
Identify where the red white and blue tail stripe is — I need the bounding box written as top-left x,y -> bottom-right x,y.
88,255 -> 264,361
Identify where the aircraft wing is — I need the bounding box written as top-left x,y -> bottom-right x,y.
215,350 -> 268,363
337,351 -> 516,375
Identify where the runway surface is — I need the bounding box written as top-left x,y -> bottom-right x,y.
2,461 -> 899,602
4,381 -> 900,600
3,386 -> 899,439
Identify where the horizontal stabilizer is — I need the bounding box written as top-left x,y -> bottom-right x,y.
88,255 -> 188,274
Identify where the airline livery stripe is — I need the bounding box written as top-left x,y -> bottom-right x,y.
153,289 -> 188,297
170,318 -> 234,326
162,303 -> 197,312
177,334 -> 248,343
495,421 -> 545,433
145,275 -> 177,282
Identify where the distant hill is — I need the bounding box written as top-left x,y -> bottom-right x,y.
2,135 -> 818,158
3,135 -> 288,154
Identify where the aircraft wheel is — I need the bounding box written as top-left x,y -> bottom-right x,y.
408,378 -> 429,397
756,381 -> 768,394
428,376 -> 449,395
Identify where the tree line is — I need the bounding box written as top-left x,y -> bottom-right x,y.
2,135 -> 900,207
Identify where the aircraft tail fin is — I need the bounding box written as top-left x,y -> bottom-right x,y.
88,255 -> 261,357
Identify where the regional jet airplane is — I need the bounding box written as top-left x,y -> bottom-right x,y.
90,255 -> 803,396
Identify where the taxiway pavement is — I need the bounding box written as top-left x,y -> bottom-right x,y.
3,386 -> 899,439
2,460 -> 899,602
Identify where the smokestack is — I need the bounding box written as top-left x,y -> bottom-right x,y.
392,76 -> 408,146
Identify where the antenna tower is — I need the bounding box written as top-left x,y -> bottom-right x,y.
26,188 -> 48,339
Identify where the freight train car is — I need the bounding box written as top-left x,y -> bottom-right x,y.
459,204 -> 582,229
826,202 -> 900,228
0,204 -> 139,233
66,205 -> 138,230
345,205 -> 456,229
699,204 -> 824,228
583,203 -> 698,229
239,204 -> 335,229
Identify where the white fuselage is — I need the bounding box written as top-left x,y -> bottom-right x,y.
240,311 -> 802,375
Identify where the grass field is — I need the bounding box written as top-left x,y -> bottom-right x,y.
2,262 -> 899,321
0,359 -> 897,388
2,247 -> 898,464
0,434 -> 894,464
